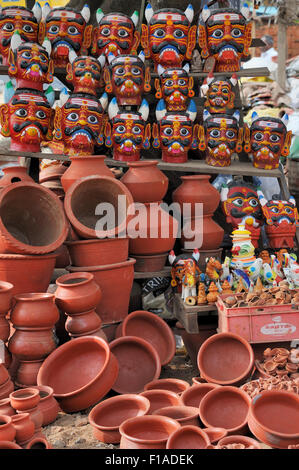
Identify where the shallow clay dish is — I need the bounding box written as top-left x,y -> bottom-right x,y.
181,383 -> 221,408
153,406 -> 199,427
166,425 -> 210,449
139,389 -> 182,414
203,427 -> 228,444
143,378 -> 190,395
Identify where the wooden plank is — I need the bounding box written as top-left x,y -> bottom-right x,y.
0,151 -> 69,162
134,267 -> 171,279
173,294 -> 217,334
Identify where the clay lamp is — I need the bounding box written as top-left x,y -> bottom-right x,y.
153,406 -> 200,427
143,378 -> 191,396
166,425 -> 210,449
139,389 -> 182,415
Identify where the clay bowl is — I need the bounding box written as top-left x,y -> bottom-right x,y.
140,389 -> 182,415
144,378 -> 190,396
117,310 -> 176,366
203,427 -> 228,444
10,388 -> 40,412
166,425 -> 210,449
153,406 -> 200,427
109,336 -> 161,394
199,386 -> 251,435
181,383 -> 221,408
119,415 -> 181,449
192,377 -> 207,385
37,336 -> 119,412
217,435 -> 262,449
65,238 -> 129,267
197,332 -> 254,386
248,390 -> 299,448
0,441 -> 22,449
89,394 -> 151,444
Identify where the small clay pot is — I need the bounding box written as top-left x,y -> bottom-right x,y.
25,437 -> 52,449
0,166 -> 33,187
153,406 -> 200,427
0,280 -> 14,314
55,272 -> 102,314
30,385 -> 60,426
0,398 -> 15,416
10,388 -> 40,412
217,435 -> 261,449
0,414 -> 16,442
10,293 -> 60,328
181,383 -> 221,408
166,425 -> 210,449
144,378 -> 190,396
11,412 -> 35,444
65,238 -> 129,267
140,389 -> 182,415
203,427 -> 228,444
0,440 -> 22,449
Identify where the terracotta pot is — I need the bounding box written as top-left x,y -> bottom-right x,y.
132,253 -> 168,272
64,175 -> 133,239
109,336 -> 161,394
166,425 -> 210,449
0,378 -> 14,400
89,394 -> 151,444
197,332 -> 255,386
65,237 -> 129,267
0,414 -> 16,441
203,427 -> 228,444
37,336 -> 119,412
191,377 -> 207,385
153,406 -> 200,427
61,155 -> 115,193
10,388 -> 40,412
140,389 -> 182,415
119,415 -> 181,449
121,161 -> 168,203
67,258 -> 136,325
173,175 -> 220,215
248,390 -> 299,449
11,412 -> 35,444
180,215 -> 224,250
25,437 -> 52,449
55,244 -> 70,269
0,363 -> 10,385
199,386 -> 251,435
55,272 -> 102,314
181,383 -> 221,408
217,434 -> 261,449
65,309 -> 103,339
0,182 -> 68,255
0,166 -> 33,187
39,163 -> 67,184
0,398 -> 15,416
0,440 -> 22,449
0,280 -> 13,315
30,385 -> 60,426
11,293 -> 60,328
0,253 -> 57,296
144,378 -> 190,396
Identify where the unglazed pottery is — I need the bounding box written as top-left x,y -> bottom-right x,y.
217,434 -> 261,449
10,388 -> 40,411
60,156 -> 114,193
0,166 -> 34,187
144,378 -> 190,396
25,437 -> 52,449
11,293 -> 59,328
203,427 -> 228,444
0,377 -> 14,400
55,272 -> 102,315
121,161 -> 168,203
0,440 -> 22,449
31,385 -> 60,426
65,238 -> 129,267
153,406 -> 200,427
0,415 -> 16,442
0,398 -> 15,416
166,425 -> 210,449
140,389 -> 182,415
181,383 -> 221,408
11,412 -> 35,445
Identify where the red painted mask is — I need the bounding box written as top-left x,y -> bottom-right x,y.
155,65 -> 194,112
66,55 -> 105,96
202,72 -> 237,113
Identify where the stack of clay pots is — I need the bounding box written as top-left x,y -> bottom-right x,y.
39,162 -> 67,201
0,280 -> 14,368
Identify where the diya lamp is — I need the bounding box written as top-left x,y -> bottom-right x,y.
141,3 -> 196,70
155,64 -> 196,113
0,3 -> 41,65
199,110 -> 243,167
197,4 -> 252,72
244,112 -> 292,170
103,52 -> 151,106
153,99 -> 198,163
66,52 -> 106,96
92,9 -> 140,59
201,72 -> 238,114
105,97 -> 151,162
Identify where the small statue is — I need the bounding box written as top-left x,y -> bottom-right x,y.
201,72 -> 238,114
155,64 -> 195,113
169,249 -> 201,303
207,282 -> 219,304
66,53 -> 105,96
206,257 -> 223,281
221,280 -> 233,295
197,282 -> 207,305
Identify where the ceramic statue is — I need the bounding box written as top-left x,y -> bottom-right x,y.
169,249 -> 201,302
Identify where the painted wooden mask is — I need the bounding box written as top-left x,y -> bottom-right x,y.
105,98 -> 151,162
92,10 -> 140,59
168,249 -> 201,288
155,63 -> 195,112
66,53 -> 105,96
141,4 -> 196,70
198,5 -> 252,72
201,72 -> 237,113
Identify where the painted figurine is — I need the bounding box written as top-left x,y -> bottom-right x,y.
53,91 -> 108,156
66,52 -> 105,96
155,64 -> 195,113
244,113 -> 292,170
199,110 -> 243,167
92,9 -> 139,59
141,4 -> 196,70
230,224 -> 256,269
153,100 -> 198,163
105,97 -> 151,162
39,4 -> 92,68
197,4 -> 252,72
201,72 -> 238,114
0,3 -> 41,65
207,282 -> 219,304
104,52 -> 151,106
169,249 -> 201,302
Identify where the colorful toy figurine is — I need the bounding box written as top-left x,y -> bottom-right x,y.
197,4 -> 252,72
199,110 -> 243,167
53,91 -> 108,156
220,179 -> 264,248
169,249 -> 201,302
205,257 -> 223,281
103,52 -> 151,106
230,224 -> 256,269
141,4 -> 196,70
0,3 -> 41,65
201,72 -> 238,114
155,64 -> 195,113
66,53 -> 105,96
39,4 -> 92,68
244,113 -> 292,170
92,9 -> 139,59
153,100 -> 198,163
257,189 -> 299,249
105,97 -> 151,162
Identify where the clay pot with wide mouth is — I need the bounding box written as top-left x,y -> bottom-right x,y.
140,389 -> 182,415
39,163 -> 67,184
0,398 -> 15,416
55,272 -> 102,315
181,383 -> 221,408
0,166 -> 34,187
61,155 -> 115,193
203,427 -> 228,444
30,385 -> 60,426
0,182 -> 68,255
197,332 -> 255,386
0,414 -> 16,442
119,415 -> 181,449
199,386 -> 251,435
10,293 -> 60,328
117,310 -> 176,366
89,394 -> 151,444
153,406 -> 200,427
144,378 -> 191,396
0,281 -> 13,361
248,390 -> 299,449
0,377 -> 14,400
166,425 -> 210,449
217,434 -> 262,449
37,336 -> 119,413
65,237 -> 129,267
121,161 -> 168,203
10,388 -> 40,412
0,363 -> 10,385
133,253 -> 169,272
109,336 -> 161,394
11,412 -> 35,445
64,175 -> 134,240
25,437 -> 52,449
0,440 -> 22,449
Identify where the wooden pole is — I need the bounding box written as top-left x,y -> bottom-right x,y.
277,20 -> 287,91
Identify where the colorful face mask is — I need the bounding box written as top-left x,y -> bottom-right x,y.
104,52 -> 151,106
198,5 -> 252,72
105,98 -> 151,162
0,88 -> 53,152
244,114 -> 292,170
168,249 -> 201,289
0,4 -> 41,65
141,4 -> 196,70
40,5 -> 92,68
201,72 -> 237,114
66,54 -> 105,96
199,111 -> 243,167
53,92 -> 108,156
155,64 -> 195,112
92,10 -> 140,59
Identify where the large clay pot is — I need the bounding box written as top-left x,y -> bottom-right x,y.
0,182 -> 68,255
153,406 -> 200,427
0,166 -> 33,187
65,237 -> 129,267
181,383 -> 221,408
0,415 -> 16,442
64,175 -> 134,239
140,389 -> 182,415
121,161 -> 168,203
31,385 -> 60,426
0,280 -> 14,361
11,412 -> 35,445
180,216 -> 224,250
55,272 -> 102,315
0,378 -> 14,400
144,378 -> 190,396
166,425 -> 210,449
11,293 -> 60,328
61,155 -> 115,193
